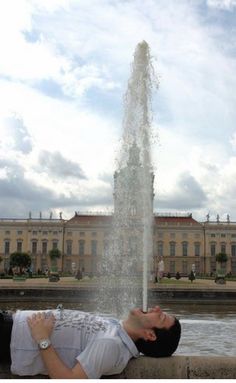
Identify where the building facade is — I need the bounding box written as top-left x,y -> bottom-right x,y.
0,213 -> 236,276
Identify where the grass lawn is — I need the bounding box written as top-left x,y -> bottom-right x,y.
156,278 -> 194,285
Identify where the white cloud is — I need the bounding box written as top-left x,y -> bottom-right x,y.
0,0 -> 235,220
207,0 -> 236,10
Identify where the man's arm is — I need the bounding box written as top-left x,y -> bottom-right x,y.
27,312 -> 88,379
39,345 -> 87,379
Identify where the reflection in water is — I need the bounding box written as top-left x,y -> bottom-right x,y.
1,301 -> 236,356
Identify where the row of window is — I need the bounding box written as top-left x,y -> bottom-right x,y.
167,259 -> 236,274
157,242 -> 236,257
157,233 -> 236,239
168,260 -> 200,274
210,244 -> 236,257
3,239 -> 236,258
2,230 -> 60,235
157,233 -> 201,239
210,233 -> 236,238
1,240 -> 98,256
1,230 -> 99,236
157,242 -> 200,257
3,240 -> 58,255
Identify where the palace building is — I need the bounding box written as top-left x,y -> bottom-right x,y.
0,212 -> 236,276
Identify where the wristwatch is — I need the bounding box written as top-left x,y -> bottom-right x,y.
38,338 -> 51,350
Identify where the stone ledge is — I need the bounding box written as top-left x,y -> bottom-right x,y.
1,355 -> 236,379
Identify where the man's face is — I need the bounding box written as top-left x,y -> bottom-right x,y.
129,306 -> 175,330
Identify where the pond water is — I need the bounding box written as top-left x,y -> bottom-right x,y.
166,303 -> 236,357
1,301 -> 236,357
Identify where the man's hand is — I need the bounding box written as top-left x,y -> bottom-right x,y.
27,312 -> 55,343
27,311 -> 88,379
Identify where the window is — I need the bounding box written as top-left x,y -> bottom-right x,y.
210,243 -> 216,257
157,241 -> 163,257
221,243 -> 226,254
52,241 -> 58,250
42,241 -> 47,255
210,258 -> 216,273
221,234 -> 226,238
195,261 -> 200,274
65,259 -> 71,272
79,260 -> 85,272
32,231 -> 37,235
32,241 -> 37,254
4,241 -> 10,255
194,243 -> 200,257
182,261 -> 188,274
231,234 -> 236,238
210,234 -> 216,238
66,240 -> 72,256
41,259 -> 48,272
182,242 -> 188,257
5,231 -> 10,235
80,232 -> 85,236
42,231 -> 48,235
17,231 -> 23,235
231,245 -> 236,257
79,240 -> 85,256
170,242 -> 176,257
53,231 -> 58,235
170,261 -> 175,274
17,241 -> 22,252
91,240 -> 97,256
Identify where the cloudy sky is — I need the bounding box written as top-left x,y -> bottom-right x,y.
0,0 -> 236,222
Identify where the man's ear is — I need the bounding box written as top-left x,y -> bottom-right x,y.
143,329 -> 157,341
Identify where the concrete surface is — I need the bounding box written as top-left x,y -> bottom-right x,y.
1,355 -> 236,379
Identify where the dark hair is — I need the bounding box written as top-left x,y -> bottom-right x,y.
135,317 -> 181,357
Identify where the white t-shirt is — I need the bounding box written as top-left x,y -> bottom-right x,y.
10,309 -> 139,378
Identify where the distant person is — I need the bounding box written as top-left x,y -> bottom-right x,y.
157,258 -> 165,282
0,306 -> 181,379
191,264 -> 196,278
75,269 -> 82,280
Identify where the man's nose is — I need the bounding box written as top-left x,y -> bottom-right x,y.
149,306 -> 161,313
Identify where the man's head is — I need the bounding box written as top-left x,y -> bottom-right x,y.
124,306 -> 181,358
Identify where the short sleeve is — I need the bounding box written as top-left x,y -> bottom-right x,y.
76,338 -> 120,379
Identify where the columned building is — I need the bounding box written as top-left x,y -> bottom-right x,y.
153,214 -> 204,276
1,213 -> 236,276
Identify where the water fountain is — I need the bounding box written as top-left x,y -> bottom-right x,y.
96,41 -> 156,317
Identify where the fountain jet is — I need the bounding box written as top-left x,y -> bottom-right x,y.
97,41 -> 157,317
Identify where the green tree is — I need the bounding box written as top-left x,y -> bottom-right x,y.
10,252 -> 31,274
49,248 -> 61,260
49,248 -> 61,272
216,252 -> 228,268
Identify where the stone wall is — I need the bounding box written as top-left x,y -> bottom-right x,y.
1,355 -> 236,379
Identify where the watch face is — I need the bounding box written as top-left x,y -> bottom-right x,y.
39,339 -> 50,349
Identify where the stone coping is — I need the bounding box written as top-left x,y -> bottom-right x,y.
1,356 -> 236,379
1,276 -> 236,290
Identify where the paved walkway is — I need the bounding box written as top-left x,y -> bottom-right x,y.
1,276 -> 236,290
